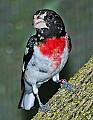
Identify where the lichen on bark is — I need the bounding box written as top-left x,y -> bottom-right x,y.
32,55 -> 93,120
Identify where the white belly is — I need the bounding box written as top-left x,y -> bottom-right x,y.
25,42 -> 68,86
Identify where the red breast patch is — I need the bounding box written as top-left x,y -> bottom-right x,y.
39,37 -> 66,67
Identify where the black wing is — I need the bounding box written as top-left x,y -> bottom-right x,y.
68,35 -> 72,52
21,35 -> 35,90
66,32 -> 72,52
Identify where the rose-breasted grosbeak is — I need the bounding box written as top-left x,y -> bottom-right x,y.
18,9 -> 73,111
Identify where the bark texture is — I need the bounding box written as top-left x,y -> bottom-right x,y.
32,55 -> 93,120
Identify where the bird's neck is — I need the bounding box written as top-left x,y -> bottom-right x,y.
36,28 -> 66,43
36,28 -> 52,39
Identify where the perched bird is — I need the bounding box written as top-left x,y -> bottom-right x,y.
18,9 -> 73,111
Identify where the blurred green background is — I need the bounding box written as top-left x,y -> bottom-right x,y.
0,0 -> 93,120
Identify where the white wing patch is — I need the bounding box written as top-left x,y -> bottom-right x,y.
22,62 -> 25,72
25,47 -> 29,55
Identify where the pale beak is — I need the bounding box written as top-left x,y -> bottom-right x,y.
33,15 -> 48,29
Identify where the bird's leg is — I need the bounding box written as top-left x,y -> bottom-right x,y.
59,79 -> 75,92
36,94 -> 50,112
52,74 -> 75,92
32,84 -> 50,112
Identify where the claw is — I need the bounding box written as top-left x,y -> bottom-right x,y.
36,93 -> 50,112
60,79 -> 75,92
39,103 -> 50,112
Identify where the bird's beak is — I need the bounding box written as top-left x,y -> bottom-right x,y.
33,15 -> 48,29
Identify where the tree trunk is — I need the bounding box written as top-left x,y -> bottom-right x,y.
32,55 -> 93,120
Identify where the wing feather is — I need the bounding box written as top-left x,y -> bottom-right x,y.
67,34 -> 72,52
21,35 -> 35,90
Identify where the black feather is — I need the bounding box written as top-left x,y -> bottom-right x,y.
21,35 -> 35,90
68,35 -> 72,52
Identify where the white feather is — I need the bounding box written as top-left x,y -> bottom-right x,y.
25,40 -> 68,87
21,93 -> 35,110
22,62 -> 25,72
25,47 -> 29,55
52,73 -> 59,82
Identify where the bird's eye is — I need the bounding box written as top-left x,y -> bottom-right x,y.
48,14 -> 53,20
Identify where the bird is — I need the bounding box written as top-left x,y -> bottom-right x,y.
18,9 -> 73,111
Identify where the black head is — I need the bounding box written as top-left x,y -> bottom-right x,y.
33,9 -> 66,38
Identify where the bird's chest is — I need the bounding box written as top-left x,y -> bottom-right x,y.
38,37 -> 67,68
26,37 -> 68,81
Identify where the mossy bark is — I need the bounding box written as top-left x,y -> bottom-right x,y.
32,55 -> 93,120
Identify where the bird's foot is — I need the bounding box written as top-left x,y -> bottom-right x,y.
36,94 -> 50,112
38,103 -> 50,112
57,79 -> 75,92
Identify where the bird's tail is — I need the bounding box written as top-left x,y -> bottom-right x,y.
18,90 -> 35,110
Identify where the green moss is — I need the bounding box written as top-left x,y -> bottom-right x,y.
32,55 -> 93,120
